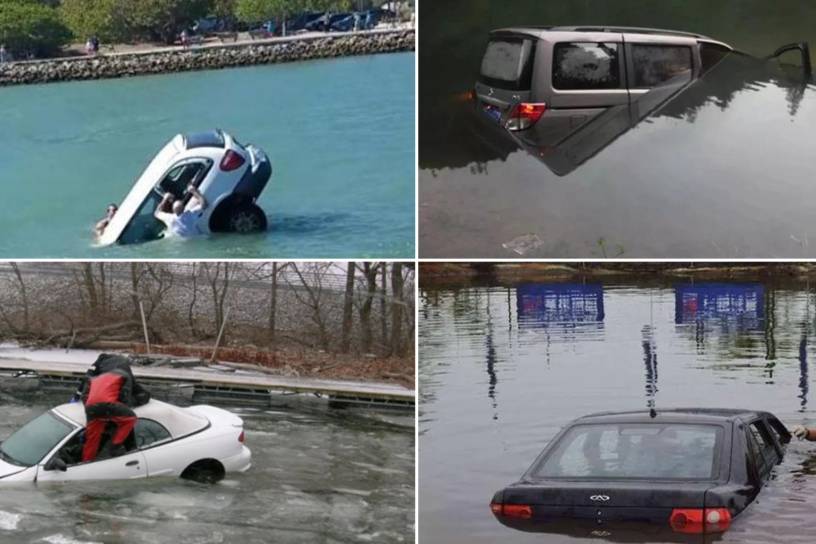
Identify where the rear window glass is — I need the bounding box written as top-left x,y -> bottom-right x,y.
631,44 -> 693,87
532,423 -> 722,480
553,42 -> 621,90
480,37 -> 536,90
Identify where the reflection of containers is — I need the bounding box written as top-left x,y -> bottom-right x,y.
516,284 -> 604,327
674,283 -> 764,327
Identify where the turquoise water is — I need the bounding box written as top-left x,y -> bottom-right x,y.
0,53 -> 415,258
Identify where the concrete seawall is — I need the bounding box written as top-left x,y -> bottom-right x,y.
0,29 -> 414,87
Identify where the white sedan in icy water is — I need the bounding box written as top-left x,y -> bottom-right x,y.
0,400 -> 251,483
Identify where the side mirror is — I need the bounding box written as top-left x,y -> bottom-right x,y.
44,457 -> 68,472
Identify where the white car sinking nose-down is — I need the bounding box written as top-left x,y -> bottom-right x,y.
0,400 -> 251,483
98,129 -> 272,246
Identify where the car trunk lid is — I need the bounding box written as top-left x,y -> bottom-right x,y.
493,480 -> 715,530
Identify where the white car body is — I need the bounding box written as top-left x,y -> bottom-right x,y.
0,400 -> 251,483
99,130 -> 272,246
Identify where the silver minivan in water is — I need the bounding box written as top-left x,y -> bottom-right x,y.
474,26 -> 733,145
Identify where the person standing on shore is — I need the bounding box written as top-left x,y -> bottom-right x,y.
0,44 -> 10,64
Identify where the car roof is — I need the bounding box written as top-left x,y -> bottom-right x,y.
490,26 -> 728,46
52,399 -> 209,438
571,408 -> 771,425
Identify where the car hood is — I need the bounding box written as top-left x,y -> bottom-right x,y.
0,457 -> 28,479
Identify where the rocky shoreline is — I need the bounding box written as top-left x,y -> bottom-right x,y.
0,29 -> 414,86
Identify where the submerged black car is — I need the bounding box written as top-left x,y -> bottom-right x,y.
491,409 -> 790,540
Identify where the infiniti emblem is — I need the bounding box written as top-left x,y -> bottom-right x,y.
590,495 -> 610,502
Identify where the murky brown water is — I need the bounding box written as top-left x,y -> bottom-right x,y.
419,1 -> 816,258
419,279 -> 816,543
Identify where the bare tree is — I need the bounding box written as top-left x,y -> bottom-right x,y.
380,263 -> 388,347
287,262 -> 332,351
10,263 -> 29,332
357,262 -> 380,354
202,263 -> 232,337
390,263 -> 404,357
269,262 -> 288,344
341,262 -> 356,353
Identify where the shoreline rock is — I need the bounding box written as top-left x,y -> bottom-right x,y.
0,29 -> 414,87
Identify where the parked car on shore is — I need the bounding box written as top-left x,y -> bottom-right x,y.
98,129 -> 271,246
491,409 -> 790,540
0,399 -> 250,483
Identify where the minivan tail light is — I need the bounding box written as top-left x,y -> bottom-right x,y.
490,502 -> 532,519
220,149 -> 245,171
670,508 -> 731,534
505,102 -> 547,131
238,430 -> 245,443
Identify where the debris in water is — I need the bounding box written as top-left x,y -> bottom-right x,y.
0,511 -> 21,531
503,233 -> 545,255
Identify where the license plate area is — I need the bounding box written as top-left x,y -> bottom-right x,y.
482,102 -> 503,123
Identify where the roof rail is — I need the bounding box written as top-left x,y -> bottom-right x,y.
532,25 -> 710,40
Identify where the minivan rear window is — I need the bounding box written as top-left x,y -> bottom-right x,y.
553,42 -> 621,90
531,423 -> 722,480
480,36 -> 536,91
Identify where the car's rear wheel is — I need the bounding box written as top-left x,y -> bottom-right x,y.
228,204 -> 267,234
181,459 -> 226,483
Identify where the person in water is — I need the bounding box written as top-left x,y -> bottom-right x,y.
154,184 -> 208,237
792,425 -> 816,440
94,203 -> 118,237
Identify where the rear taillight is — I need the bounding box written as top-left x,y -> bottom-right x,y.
490,502 -> 532,519
238,430 -> 245,443
220,149 -> 246,171
670,508 -> 731,534
505,102 -> 547,131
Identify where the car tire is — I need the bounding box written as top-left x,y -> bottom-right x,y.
181,459 -> 225,483
228,204 -> 267,234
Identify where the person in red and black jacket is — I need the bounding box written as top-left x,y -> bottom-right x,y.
78,356 -> 150,462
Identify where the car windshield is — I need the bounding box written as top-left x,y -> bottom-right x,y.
118,191 -> 166,245
0,412 -> 73,467
531,423 -> 722,480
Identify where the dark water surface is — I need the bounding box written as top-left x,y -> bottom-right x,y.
419,1 -> 816,258
419,278 -> 816,543
0,393 -> 414,544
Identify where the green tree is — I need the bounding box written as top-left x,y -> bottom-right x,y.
210,0 -> 237,18
0,0 -> 71,58
127,0 -> 211,43
235,0 -> 353,24
60,0 -> 125,42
